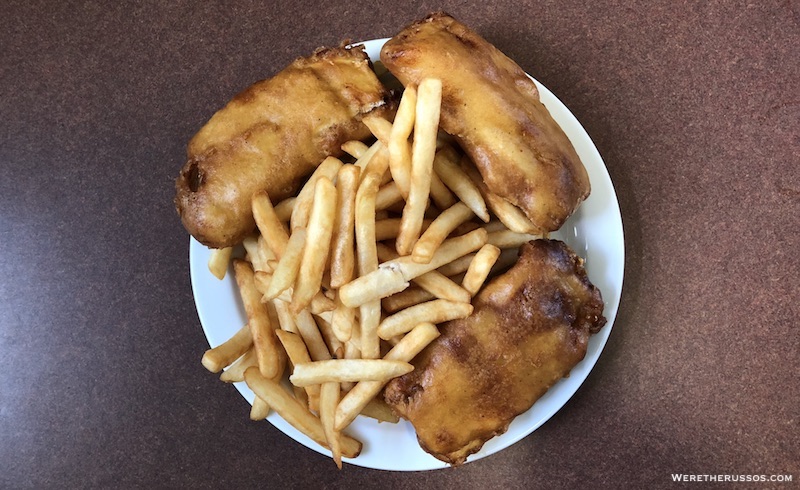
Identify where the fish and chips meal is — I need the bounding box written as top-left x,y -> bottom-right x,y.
177,12 -> 607,468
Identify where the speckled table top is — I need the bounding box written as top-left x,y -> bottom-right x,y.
1,1 -> 797,488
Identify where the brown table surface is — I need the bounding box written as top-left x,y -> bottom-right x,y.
2,1 -> 797,488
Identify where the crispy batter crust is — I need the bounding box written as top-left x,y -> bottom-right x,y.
384,239 -> 605,465
381,13 -> 591,232
175,45 -> 390,248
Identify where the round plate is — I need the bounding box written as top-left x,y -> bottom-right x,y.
189,38 -> 624,471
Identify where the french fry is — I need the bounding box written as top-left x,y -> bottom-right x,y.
331,295 -> 355,343
314,311 -> 344,359
462,244 -> 502,296
396,78 -> 442,255
264,228 -> 307,300
362,114 -> 392,143
274,329 -> 320,406
274,197 -> 296,223
291,156 -> 343,230
289,359 -> 413,386
360,397 -> 400,424
353,140 -> 383,176
376,242 -> 470,303
341,140 -> 370,159
355,172 -> 383,359
334,322 -> 440,431
388,84 -> 416,198
412,202 -> 475,264
294,309 -> 332,362
377,299 -> 473,339
320,382 -> 342,469
428,172 -> 457,210
272,298 -> 300,334
330,165 -> 360,289
362,146 -> 390,182
233,260 -> 284,379
340,228 -> 487,308
292,178 -> 336,313
252,190 -> 290,258
250,396 -> 271,421
202,323 -> 253,373
207,246 -> 233,280
382,286 -> 436,313
375,182 -> 404,211
433,147 -> 490,222
436,252 -> 476,277
245,368 -> 362,459
242,235 -> 268,272
487,229 -> 543,249
219,347 -> 258,383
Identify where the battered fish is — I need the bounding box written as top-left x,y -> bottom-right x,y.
381,13 -> 590,233
384,239 -> 605,465
176,45 -> 391,248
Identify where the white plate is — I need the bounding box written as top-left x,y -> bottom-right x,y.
189,38 -> 624,471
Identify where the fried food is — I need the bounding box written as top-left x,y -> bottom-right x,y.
384,239 -> 606,465
176,45 -> 391,248
380,13 -> 591,233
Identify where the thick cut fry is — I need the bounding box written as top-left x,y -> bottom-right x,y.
291,156 -> 343,231
340,228 -> 487,307
362,146 -> 390,181
220,347 -> 258,383
434,148 -> 489,222
252,190 -> 290,258
272,298 -> 300,334
330,165 -> 360,288
412,202 -> 474,264
320,382 -> 342,469
245,368 -> 362,458
202,323 -> 253,373
396,80 -> 442,255
388,84 -> 416,197
293,178 -> 336,313
377,299 -> 473,340
274,197 -> 296,223
462,244 -> 502,295
290,360 -> 414,386
233,260 -> 283,379
334,322 -> 440,431
207,246 -> 233,280
264,228 -> 307,300
360,397 -> 401,424
487,229 -> 543,249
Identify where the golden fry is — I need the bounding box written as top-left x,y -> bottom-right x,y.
434,148 -> 490,221
292,178 -> 336,313
412,202 -> 474,264
377,299 -> 473,339
201,323 -> 253,373
207,246 -> 233,280
462,244 -> 501,296
330,165 -> 360,289
289,359 -> 414,386
252,190 -> 290,258
264,228 -> 306,300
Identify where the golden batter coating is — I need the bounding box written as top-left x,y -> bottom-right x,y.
384,239 -> 605,465
381,13 -> 591,233
175,45 -> 391,248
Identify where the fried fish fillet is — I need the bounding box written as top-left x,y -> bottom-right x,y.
175,46 -> 391,248
384,239 -> 605,465
381,13 -> 590,233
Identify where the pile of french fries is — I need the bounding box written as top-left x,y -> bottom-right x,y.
200,78 -> 544,468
